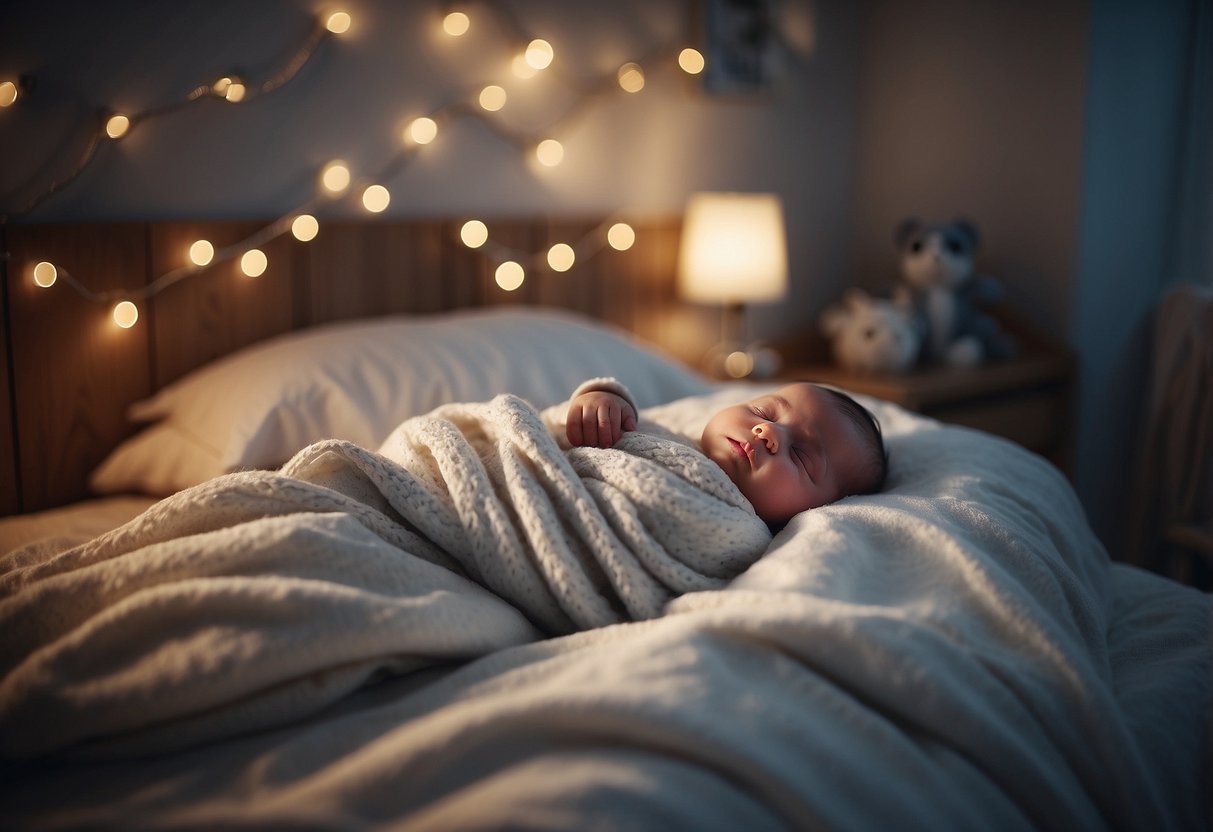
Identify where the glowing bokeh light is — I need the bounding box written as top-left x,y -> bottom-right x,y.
189,239 -> 214,266
105,114 -> 130,139
525,39 -> 554,70
460,219 -> 488,248
535,138 -> 564,167
678,48 -> 705,74
291,214 -> 319,241
547,243 -> 575,272
617,63 -> 645,93
479,84 -> 507,111
442,11 -> 469,36
607,222 -> 635,250
362,184 -> 391,212
325,11 -> 352,34
495,261 -> 525,291
321,160 -> 351,194
240,249 -> 268,277
0,80 -> 18,107
408,116 -> 438,145
33,261 -> 57,287
113,301 -> 139,328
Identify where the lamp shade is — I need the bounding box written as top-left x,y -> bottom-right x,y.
677,192 -> 788,304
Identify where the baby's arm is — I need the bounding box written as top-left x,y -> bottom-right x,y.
564,378 -> 638,448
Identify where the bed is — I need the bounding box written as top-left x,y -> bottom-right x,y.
1,221 -> 1210,830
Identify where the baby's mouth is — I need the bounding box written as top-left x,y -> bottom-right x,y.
728,438 -> 753,466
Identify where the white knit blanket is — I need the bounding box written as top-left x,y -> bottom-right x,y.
0,394 -> 770,758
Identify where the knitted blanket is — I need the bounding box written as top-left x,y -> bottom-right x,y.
0,394 -> 770,758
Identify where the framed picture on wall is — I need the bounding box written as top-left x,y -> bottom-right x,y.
701,0 -> 780,95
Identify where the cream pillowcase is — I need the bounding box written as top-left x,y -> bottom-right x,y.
92,307 -> 711,496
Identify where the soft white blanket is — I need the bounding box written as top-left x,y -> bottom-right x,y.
2,389 -> 1209,831
0,394 -> 769,759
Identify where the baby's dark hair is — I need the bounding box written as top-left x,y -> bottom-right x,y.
819,386 -> 888,496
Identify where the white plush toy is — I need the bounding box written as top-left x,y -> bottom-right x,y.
818,288 -> 921,375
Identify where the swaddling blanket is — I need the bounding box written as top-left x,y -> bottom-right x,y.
0,394 -> 770,758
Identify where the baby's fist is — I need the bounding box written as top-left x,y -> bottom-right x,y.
566,390 -> 637,448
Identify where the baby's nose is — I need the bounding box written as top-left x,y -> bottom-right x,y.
752,422 -> 779,453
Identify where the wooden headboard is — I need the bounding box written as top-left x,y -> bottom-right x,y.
1,217 -> 713,515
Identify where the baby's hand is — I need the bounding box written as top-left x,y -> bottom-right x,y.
566,390 -> 638,448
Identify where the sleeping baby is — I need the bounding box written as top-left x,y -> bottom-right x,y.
563,379 -> 888,525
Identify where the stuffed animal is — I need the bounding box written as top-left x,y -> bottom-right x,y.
819,288 -> 921,375
892,218 -> 1017,368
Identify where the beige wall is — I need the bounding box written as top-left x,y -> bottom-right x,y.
847,0 -> 1089,337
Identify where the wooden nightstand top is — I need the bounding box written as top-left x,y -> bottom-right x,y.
782,350 -> 1075,411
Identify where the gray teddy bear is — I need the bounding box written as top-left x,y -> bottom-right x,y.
892,218 -> 1017,368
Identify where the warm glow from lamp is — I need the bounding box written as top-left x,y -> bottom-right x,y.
536,139 -> 563,167
461,219 -> 488,248
479,84 -> 506,111
189,239 -> 214,266
105,114 -> 130,139
240,249 -> 268,277
321,160 -> 350,194
113,301 -> 139,328
408,116 -> 438,145
0,80 -> 18,107
33,261 -> 57,287
607,222 -> 635,251
291,214 -> 319,241
677,192 -> 787,304
495,261 -> 525,291
443,11 -> 469,36
617,63 -> 645,93
547,243 -> 575,272
325,10 -> 352,34
678,48 -> 705,74
362,184 -> 390,212
525,39 -> 554,70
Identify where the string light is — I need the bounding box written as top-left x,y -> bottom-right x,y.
478,84 -> 506,111
495,261 -> 525,291
325,10 -> 352,34
678,48 -> 705,74
442,11 -> 470,36
291,214 -> 320,241
460,219 -> 488,248
188,239 -> 215,266
13,5 -> 695,324
535,138 -> 563,167
407,116 -> 439,145
240,249 -> 268,277
212,76 -> 247,102
607,222 -> 635,250
547,243 -> 575,272
525,38 -> 554,70
361,184 -> 391,212
320,160 -> 351,194
33,261 -> 57,287
617,63 -> 645,93
105,114 -> 130,139
112,301 -> 139,328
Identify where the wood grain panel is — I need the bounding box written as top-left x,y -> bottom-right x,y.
6,223 -> 152,511
0,223 -> 18,514
150,221 -> 297,387
305,220 -> 449,323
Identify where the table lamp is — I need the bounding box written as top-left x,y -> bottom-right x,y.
677,191 -> 788,378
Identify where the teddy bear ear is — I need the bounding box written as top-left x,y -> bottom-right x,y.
894,218 -> 921,249
952,219 -> 980,248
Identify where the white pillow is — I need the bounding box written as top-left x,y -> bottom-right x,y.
91,307 -> 711,495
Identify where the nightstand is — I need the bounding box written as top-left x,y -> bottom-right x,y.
780,349 -> 1076,476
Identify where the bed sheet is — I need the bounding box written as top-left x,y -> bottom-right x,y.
0,495 -> 157,556
2,388 -> 1209,830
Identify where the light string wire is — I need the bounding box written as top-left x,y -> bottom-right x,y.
3,3 -> 706,320
0,15 -> 337,223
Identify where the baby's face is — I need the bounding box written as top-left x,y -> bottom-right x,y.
700,383 -> 868,524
